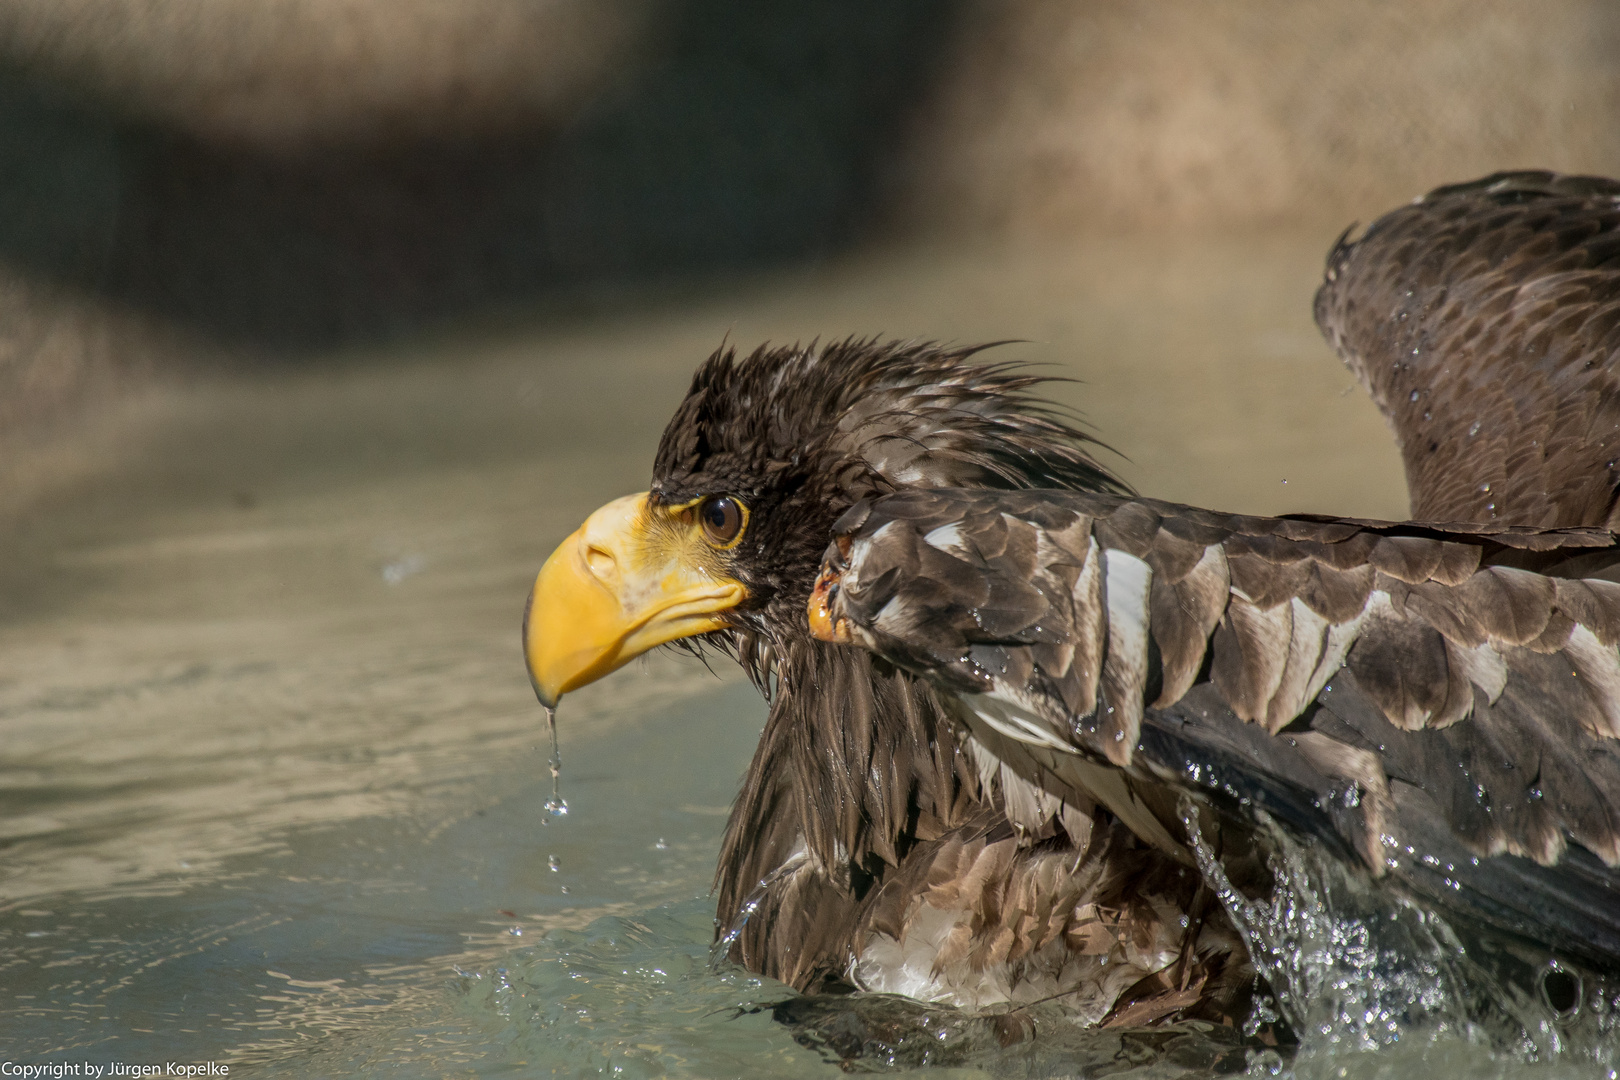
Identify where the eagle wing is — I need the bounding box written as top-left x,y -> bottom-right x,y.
1315,170 -> 1620,529
815,489 -> 1620,969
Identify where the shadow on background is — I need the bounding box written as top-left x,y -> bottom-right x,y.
0,0 -> 1618,430
0,0 -> 955,350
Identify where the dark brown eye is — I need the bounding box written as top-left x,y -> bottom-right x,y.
699,495 -> 744,546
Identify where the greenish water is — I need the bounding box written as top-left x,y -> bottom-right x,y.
1,237 -> 1611,1076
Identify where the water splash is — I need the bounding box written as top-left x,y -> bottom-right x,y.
709,852 -> 807,969
541,705 -> 568,820
1179,799 -> 1620,1070
1182,799 -> 1476,1051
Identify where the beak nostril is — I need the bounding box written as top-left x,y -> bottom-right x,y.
585,545 -> 616,580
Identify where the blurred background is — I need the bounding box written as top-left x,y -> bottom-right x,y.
0,0 -> 1616,438
4,3 -> 1620,1072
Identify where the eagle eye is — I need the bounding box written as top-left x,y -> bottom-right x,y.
699,495 -> 745,547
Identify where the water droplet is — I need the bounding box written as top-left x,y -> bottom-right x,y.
1409,390 -> 1420,402
548,855 -> 560,872
1478,482 -> 1491,493
654,838 -> 669,850
543,706 -> 569,818
1422,410 -> 1431,421
507,926 -> 523,936
560,885 -> 570,894
1468,421 -> 1482,437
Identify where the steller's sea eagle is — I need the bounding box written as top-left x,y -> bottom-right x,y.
522,172 -> 1620,1033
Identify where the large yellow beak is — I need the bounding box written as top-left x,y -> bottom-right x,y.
523,492 -> 748,706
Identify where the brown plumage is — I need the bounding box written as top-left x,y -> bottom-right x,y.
801,173 -> 1620,988
536,170 -> 1620,1036
816,487 -> 1620,965
640,339 -> 1261,1022
1315,170 -> 1620,529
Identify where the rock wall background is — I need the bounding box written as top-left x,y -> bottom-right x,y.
895,0 -> 1620,235
0,0 -> 1616,431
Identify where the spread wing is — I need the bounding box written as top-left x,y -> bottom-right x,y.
1315,170 -> 1620,529
815,489 -> 1620,969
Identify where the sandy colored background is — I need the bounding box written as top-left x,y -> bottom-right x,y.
899,0 -> 1620,235
0,0 -> 1615,449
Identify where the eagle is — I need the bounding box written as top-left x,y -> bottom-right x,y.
522,171 -> 1620,1034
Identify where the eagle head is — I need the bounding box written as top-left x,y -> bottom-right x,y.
523,337 -> 1122,705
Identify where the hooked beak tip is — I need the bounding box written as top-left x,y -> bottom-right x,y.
533,682 -> 560,711
522,587 -> 561,709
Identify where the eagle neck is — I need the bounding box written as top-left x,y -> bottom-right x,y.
712,637 -> 970,987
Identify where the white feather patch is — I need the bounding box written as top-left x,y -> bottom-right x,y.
960,692 -> 1079,754
1449,634 -> 1507,704
1263,597 -> 1330,732
1304,604 -> 1370,709
1223,594 -> 1293,723
854,903 -> 992,1007
871,595 -> 911,638
922,521 -> 972,559
955,715 -> 1186,860
1564,624 -> 1620,738
848,521 -> 901,574
1100,548 -> 1153,764
853,889 -> 1184,1018
1069,534 -> 1106,719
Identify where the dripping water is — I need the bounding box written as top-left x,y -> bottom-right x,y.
542,705 -> 568,820
542,707 -> 568,895
708,881 -> 768,969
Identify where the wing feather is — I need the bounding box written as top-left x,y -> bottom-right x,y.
824,486 -> 1620,952
1211,596 -> 1292,726
1099,549 -> 1152,764
1261,598 -> 1331,732
1346,591 -> 1454,732
1315,170 -> 1620,530
1065,531 -> 1107,721
1149,543 -> 1229,706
